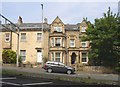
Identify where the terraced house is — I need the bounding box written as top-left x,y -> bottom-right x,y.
1,16 -> 90,66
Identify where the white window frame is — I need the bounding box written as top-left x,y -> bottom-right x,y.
51,52 -> 54,61
20,50 -> 26,61
37,33 -> 42,41
55,38 -> 61,46
81,41 -> 87,47
55,52 -> 60,62
21,33 -> 26,42
62,38 -> 65,47
81,52 -> 88,63
81,26 -> 86,32
70,39 -> 75,47
5,33 -> 10,42
51,38 -> 54,47
54,27 -> 62,32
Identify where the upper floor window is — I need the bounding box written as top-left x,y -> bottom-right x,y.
20,50 -> 26,61
37,33 -> 42,41
55,38 -> 61,46
70,39 -> 75,47
5,33 -> 10,42
54,27 -> 62,32
62,38 -> 65,47
21,33 -> 26,42
51,38 -> 54,47
81,41 -> 87,47
81,26 -> 86,32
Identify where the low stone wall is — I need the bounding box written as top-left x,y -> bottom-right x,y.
77,65 -> 115,74
74,64 -> 116,73
2,64 -> 16,67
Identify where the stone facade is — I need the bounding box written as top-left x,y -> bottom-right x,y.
1,16 -> 90,66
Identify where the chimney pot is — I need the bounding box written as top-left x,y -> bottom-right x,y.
17,16 -> 23,25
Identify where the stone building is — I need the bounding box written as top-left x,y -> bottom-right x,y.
1,16 -> 90,66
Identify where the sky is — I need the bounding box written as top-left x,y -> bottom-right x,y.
1,0 -> 120,24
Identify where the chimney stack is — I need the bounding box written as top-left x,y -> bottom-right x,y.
44,17 -> 48,24
17,16 -> 23,25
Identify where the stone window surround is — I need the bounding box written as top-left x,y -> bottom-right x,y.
5,33 -> 10,42
51,37 -> 65,47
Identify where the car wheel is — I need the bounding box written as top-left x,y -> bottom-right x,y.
67,70 -> 72,74
47,68 -> 52,73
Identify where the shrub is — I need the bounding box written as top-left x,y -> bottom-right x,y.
43,57 -> 48,63
2,50 -> 17,64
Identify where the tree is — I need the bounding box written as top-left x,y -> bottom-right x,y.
82,7 -> 120,68
2,50 -> 17,64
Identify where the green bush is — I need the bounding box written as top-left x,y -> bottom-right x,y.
43,57 -> 48,63
2,50 -> 17,64
115,61 -> 120,73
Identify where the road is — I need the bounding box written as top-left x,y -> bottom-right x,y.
1,75 -> 115,87
1,66 -> 120,86
1,75 -> 86,87
2,66 -> 119,81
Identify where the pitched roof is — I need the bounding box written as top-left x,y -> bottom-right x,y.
17,23 -> 49,29
1,23 -> 81,31
51,16 -> 64,24
65,24 -> 79,31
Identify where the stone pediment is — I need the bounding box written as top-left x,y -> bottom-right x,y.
51,16 -> 64,25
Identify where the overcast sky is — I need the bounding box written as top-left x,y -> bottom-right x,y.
1,0 -> 120,24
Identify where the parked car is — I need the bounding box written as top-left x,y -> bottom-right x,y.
43,61 -> 75,74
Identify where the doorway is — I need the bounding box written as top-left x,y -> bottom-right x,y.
37,49 -> 42,63
71,52 -> 76,64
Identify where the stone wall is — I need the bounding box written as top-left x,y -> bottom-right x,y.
76,64 -> 115,74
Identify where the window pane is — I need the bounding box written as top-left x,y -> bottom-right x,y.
70,39 -> 75,47
55,58 -> 60,62
81,26 -> 86,32
56,53 -> 60,57
82,53 -> 86,57
37,33 -> 42,41
55,38 -> 61,46
21,33 -> 26,41
52,52 -> 54,61
56,38 -> 60,43
54,27 -> 62,32
82,58 -> 87,62
20,50 -> 26,61
81,41 -> 87,47
5,33 -> 10,42
82,53 -> 87,62
55,53 -> 60,62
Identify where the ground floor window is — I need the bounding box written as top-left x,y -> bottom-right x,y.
51,52 -> 54,61
55,52 -> 60,62
20,50 -> 26,61
82,53 -> 87,63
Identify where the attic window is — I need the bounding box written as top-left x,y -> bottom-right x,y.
54,27 -> 62,32
81,26 -> 86,32
73,28 -> 76,30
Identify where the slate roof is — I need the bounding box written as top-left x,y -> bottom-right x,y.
1,23 -> 80,31
17,23 -> 49,31
65,24 -> 79,31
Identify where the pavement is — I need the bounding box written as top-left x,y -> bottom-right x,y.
2,65 -> 119,82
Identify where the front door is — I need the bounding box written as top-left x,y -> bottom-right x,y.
37,50 -> 42,63
71,52 -> 76,64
